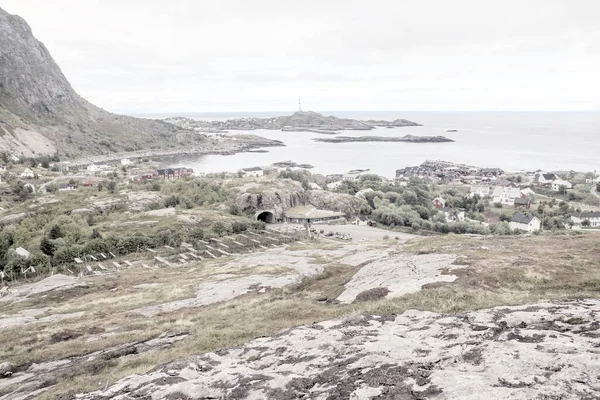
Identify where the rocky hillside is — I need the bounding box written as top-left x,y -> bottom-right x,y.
0,7 -> 201,158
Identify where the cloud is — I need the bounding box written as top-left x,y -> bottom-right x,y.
2,0 -> 599,112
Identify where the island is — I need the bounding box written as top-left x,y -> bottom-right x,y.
312,134 -> 454,143
165,111 -> 422,133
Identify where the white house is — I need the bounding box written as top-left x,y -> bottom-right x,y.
121,158 -> 133,166
551,179 -> 573,192
240,167 -> 263,177
308,182 -> 323,190
492,186 -> 522,205
571,211 -> 600,228
509,213 -> 541,232
20,168 -> 35,178
469,185 -> 491,198
87,162 -> 108,173
343,172 -> 362,182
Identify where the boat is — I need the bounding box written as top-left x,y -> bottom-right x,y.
446,129 -> 458,132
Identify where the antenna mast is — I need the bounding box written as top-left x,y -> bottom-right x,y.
298,96 -> 302,111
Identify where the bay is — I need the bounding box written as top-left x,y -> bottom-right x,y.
131,111 -> 600,179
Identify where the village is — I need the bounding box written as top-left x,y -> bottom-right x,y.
1,155 -> 599,235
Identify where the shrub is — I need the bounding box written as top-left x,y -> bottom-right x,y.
354,287 -> 390,302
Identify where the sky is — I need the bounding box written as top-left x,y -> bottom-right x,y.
2,0 -> 600,113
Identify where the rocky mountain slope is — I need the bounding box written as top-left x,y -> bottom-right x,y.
167,110 -> 422,133
0,7 -> 202,158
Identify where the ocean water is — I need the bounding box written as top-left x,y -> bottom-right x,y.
129,111 -> 600,179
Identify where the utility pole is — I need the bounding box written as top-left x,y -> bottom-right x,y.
298,97 -> 302,112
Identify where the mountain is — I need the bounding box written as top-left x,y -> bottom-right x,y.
0,7 -> 202,158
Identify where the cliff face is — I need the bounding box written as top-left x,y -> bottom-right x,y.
0,7 -> 200,158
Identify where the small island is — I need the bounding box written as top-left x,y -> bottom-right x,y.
313,134 -> 454,143
165,111 -> 422,133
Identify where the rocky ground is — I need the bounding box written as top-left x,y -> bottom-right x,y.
78,300 -> 600,400
2,233 -> 600,399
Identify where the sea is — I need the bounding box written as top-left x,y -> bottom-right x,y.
129,111 -> 600,179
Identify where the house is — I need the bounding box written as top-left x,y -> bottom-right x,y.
571,211 -> 600,228
432,197 -> 446,209
240,167 -> 264,177
514,197 -> 532,209
15,247 -> 31,259
537,173 -> 557,185
20,168 -> 35,178
479,168 -> 504,177
0,164 -> 6,171
121,158 -> 133,166
82,181 -> 95,187
353,216 -> 370,225
284,205 -> 345,224
156,167 -> 193,180
469,185 -> 491,198
308,183 -> 322,190
441,207 -> 465,222
87,162 -> 108,173
492,186 -> 522,205
58,183 -> 78,191
551,179 -> 573,192
10,155 -> 20,162
509,213 -> 541,232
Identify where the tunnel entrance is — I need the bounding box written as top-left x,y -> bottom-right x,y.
256,210 -> 276,224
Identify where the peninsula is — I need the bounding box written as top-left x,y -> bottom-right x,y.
165,111 -> 421,133
313,134 -> 454,143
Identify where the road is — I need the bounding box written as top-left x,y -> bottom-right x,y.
272,223 -> 417,242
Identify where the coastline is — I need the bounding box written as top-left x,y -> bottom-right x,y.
62,137 -> 284,167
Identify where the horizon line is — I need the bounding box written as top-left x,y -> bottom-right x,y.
123,109 -> 600,115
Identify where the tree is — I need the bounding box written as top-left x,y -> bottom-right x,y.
40,237 -> 56,257
558,185 -> 567,196
90,229 -> 102,239
582,219 -> 591,227
49,224 -> 62,240
107,181 -> 117,193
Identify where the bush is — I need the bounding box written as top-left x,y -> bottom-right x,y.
493,202 -> 503,208
354,287 -> 390,302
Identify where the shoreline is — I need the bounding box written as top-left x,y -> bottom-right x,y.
62,137 -> 284,167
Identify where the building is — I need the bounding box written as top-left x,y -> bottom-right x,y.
20,168 -> 35,178
326,180 -> 343,190
492,186 -> 522,205
87,162 -> 108,173
571,211 -> 600,228
432,197 -> 446,209
514,197 -> 532,209
537,173 -> 557,185
395,166 -> 433,180
520,188 -> 536,198
509,213 -> 541,232
441,207 -> 465,222
121,158 -> 133,166
551,179 -> 573,192
156,167 -> 193,180
469,185 -> 491,198
240,167 -> 264,177
284,205 -> 345,224
58,183 -> 77,191
479,168 -> 504,177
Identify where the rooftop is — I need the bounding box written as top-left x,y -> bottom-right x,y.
511,213 -> 536,224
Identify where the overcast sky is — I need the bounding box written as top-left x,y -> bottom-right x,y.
3,0 -> 600,113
